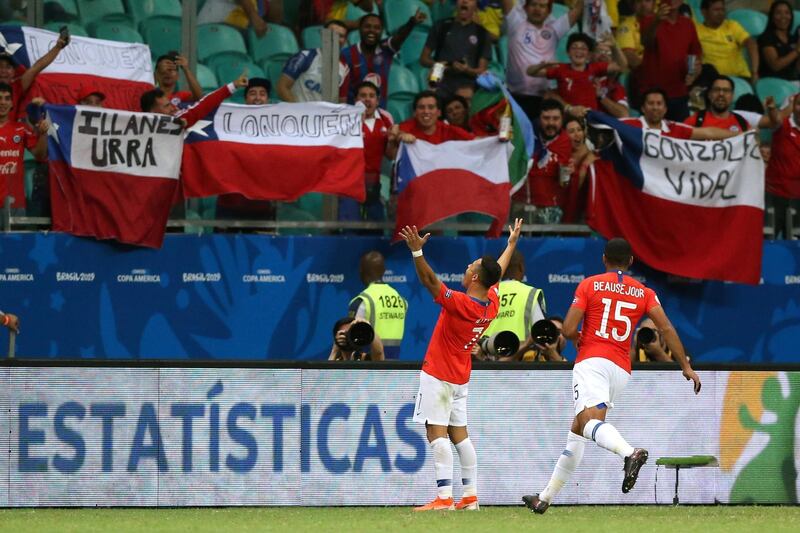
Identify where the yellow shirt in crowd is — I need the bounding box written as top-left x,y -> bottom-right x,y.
616,15 -> 643,60
695,19 -> 752,78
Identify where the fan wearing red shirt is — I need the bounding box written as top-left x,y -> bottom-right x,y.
154,53 -> 204,107
512,98 -> 572,223
401,218 -> 523,512
638,0 -> 702,121
339,80 -> 401,224
527,33 -> 622,111
621,87 -> 736,140
0,82 -> 48,210
766,93 -> 800,238
399,91 -> 475,144
523,238 -> 701,515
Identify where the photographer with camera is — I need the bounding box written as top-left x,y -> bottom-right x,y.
630,317 -> 675,362
328,317 -> 384,361
473,250 -> 546,362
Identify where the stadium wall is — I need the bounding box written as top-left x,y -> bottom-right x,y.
1,367 -> 797,506
0,234 -> 798,363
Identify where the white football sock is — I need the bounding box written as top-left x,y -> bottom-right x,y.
430,437 -> 454,499
583,419 -> 635,459
455,437 -> 477,498
540,431 -> 587,503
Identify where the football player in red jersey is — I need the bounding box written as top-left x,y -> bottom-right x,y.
400,218 -> 523,512
523,237 -> 701,514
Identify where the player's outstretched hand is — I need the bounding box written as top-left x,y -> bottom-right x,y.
398,225 -> 430,252
507,218 -> 523,246
683,368 -> 701,394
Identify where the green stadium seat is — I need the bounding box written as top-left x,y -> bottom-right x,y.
345,0 -> 378,21
498,35 -> 508,67
262,59 -> 285,93
198,23 -> 249,63
348,30 -> 360,45
195,63 -> 218,92
198,196 -> 217,220
302,25 -> 323,49
76,0 -> 130,28
398,27 -> 428,67
45,0 -> 79,21
686,0 -> 703,22
248,24 -> 299,65
125,0 -> 181,26
408,62 -> 430,91
431,0 -> 455,22
43,21 -> 89,37
383,0 -> 432,34
795,11 -> 800,34
728,9 -> 767,37
212,57 -> 266,87
756,77 -> 797,106
297,193 -> 324,219
551,3 -> 568,20
91,21 -> 143,43
387,96 -> 412,123
388,64 -> 419,98
140,15 -> 181,59
730,75 -> 754,102
276,202 -> 319,236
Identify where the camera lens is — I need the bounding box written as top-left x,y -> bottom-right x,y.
531,319 -> 558,345
347,321 -> 374,349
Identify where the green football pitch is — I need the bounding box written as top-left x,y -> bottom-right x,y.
1,506 -> 799,532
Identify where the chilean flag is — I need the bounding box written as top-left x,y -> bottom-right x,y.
0,25 -> 153,111
181,101 -> 366,202
47,105 -> 184,248
393,137 -> 513,240
587,111 -> 764,284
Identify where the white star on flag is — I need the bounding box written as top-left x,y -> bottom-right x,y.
185,120 -> 212,137
0,31 -> 23,56
47,121 -> 59,143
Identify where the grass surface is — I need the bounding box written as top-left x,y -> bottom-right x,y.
1,506 -> 799,532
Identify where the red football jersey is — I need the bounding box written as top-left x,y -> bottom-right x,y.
546,62 -> 609,109
571,270 -> 661,373
422,283 -> 499,385
0,120 -> 38,209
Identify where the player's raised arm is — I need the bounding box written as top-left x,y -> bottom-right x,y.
647,305 -> 701,394
497,218 -> 523,279
399,225 -> 442,298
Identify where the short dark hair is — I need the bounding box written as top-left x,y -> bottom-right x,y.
356,80 -> 379,95
700,0 -> 723,10
413,90 -> 440,110
641,87 -> 668,107
477,255 -> 502,288
140,88 -> 165,112
0,82 -> 13,97
359,13 -> 383,28
710,74 -> 735,92
567,32 -> 595,52
324,19 -> 348,31
735,93 -> 765,114
604,238 -> 633,267
540,98 -> 564,115
155,53 -> 178,69
246,77 -> 271,96
332,316 -> 355,338
444,94 -> 468,112
504,249 -> 525,280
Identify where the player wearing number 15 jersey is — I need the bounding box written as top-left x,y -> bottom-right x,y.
399,219 -> 523,512
523,238 -> 702,514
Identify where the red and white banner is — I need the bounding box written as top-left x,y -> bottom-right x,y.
588,111 -> 764,284
47,105 -> 184,248
1,25 -> 154,110
181,101 -> 366,202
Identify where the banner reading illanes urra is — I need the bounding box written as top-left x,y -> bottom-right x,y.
46,105 -> 185,248
587,112 -> 764,285
181,101 -> 366,203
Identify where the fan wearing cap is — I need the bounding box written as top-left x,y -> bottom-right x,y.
154,53 -> 204,106
216,77 -> 276,223
77,86 -> 105,107
0,29 -> 69,122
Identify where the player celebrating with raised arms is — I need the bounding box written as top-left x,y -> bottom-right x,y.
523,238 -> 701,514
400,218 -> 523,512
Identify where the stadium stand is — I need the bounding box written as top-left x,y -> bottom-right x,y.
140,16 -> 182,59
197,23 -> 250,63
383,0 -> 432,34
248,23 -> 300,65
727,8 -> 768,37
